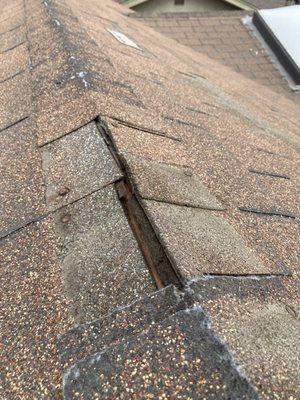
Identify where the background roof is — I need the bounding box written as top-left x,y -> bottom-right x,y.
132,9 -> 299,97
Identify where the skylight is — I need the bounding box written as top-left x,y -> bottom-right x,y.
253,5 -> 300,85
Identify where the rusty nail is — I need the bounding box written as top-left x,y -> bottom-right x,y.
285,304 -> 298,319
61,214 -> 71,224
58,186 -> 70,196
184,170 -> 193,177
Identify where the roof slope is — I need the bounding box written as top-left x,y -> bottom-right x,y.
132,10 -> 298,97
250,0 -> 286,8
0,0 -> 299,398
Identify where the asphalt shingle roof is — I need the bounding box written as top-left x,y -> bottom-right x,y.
249,0 -> 286,8
0,0 -> 299,398
132,9 -> 298,97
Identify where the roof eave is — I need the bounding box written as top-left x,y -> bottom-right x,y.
224,0 -> 256,11
123,0 -> 256,11
123,0 -> 149,8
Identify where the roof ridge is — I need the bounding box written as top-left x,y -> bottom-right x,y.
27,0 -> 99,91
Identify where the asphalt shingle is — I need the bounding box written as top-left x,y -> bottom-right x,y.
0,0 -> 299,398
63,308 -> 259,400
142,200 -> 273,277
58,285 -> 190,373
52,186 -> 155,324
0,118 -> 45,238
190,276 -> 300,399
122,152 -> 225,210
42,122 -> 122,211
133,10 -> 297,98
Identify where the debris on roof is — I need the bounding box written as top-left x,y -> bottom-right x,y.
0,0 -> 299,398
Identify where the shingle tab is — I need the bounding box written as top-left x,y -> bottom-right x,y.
142,200 -> 272,277
0,119 -> 45,237
58,285 -> 189,372
123,152 -> 225,210
42,122 -> 122,211
0,42 -> 27,81
63,309 -> 258,400
0,24 -> 25,53
190,276 -> 300,399
52,186 -> 155,323
0,71 -> 31,130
